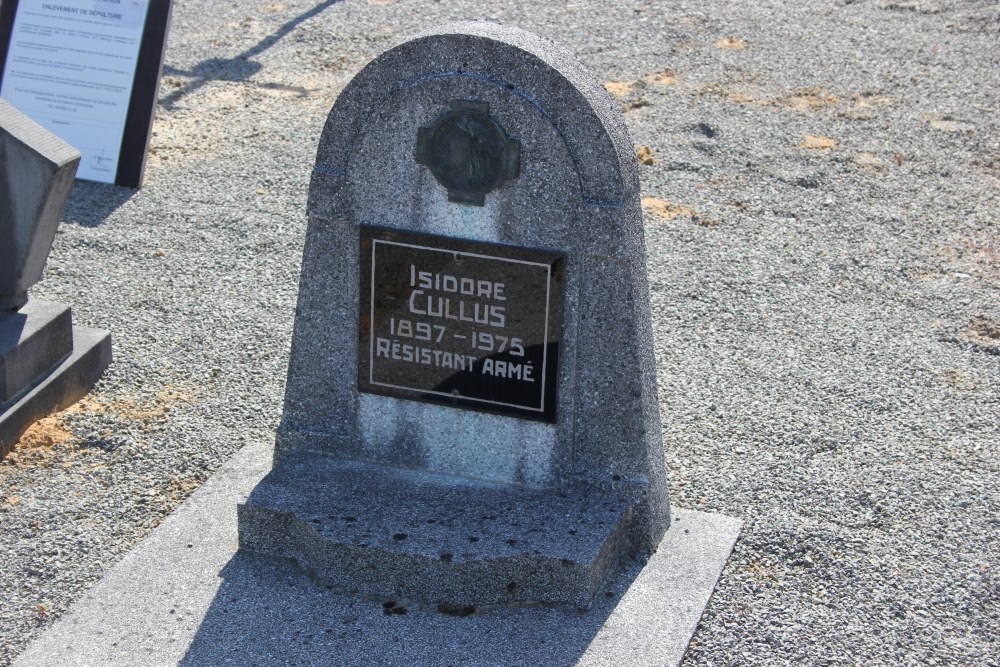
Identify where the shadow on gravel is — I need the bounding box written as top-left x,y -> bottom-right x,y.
63,181 -> 137,228
161,0 -> 344,110
179,551 -> 633,666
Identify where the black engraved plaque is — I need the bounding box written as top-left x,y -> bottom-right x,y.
359,227 -> 562,422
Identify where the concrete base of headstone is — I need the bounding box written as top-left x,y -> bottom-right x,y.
12,438 -> 741,667
0,300 -> 111,459
0,300 -> 74,403
239,452 -> 634,609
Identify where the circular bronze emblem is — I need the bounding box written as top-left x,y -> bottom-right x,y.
416,101 -> 520,206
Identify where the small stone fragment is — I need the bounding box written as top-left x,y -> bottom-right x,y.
799,135 -> 838,150
714,37 -> 746,50
636,145 -> 658,165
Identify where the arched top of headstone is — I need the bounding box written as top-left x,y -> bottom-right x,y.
309,21 -> 638,217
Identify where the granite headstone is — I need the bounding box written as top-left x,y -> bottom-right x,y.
0,98 -> 111,459
238,22 -> 670,609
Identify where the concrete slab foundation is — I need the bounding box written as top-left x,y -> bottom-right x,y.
13,438 -> 741,667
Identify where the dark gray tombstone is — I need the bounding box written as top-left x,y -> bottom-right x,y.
238,22 -> 669,609
0,98 -> 111,459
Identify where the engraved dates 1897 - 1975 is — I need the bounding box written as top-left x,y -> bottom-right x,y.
415,100 -> 521,206
358,227 -> 562,422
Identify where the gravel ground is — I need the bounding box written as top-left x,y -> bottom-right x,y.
1,0 -> 998,665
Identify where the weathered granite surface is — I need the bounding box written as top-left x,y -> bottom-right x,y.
240,452 -> 633,608
239,22 -> 672,607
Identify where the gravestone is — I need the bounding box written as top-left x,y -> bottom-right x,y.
238,22 -> 669,609
0,98 -> 112,459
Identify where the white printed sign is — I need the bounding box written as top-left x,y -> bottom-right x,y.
1,0 -> 150,183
